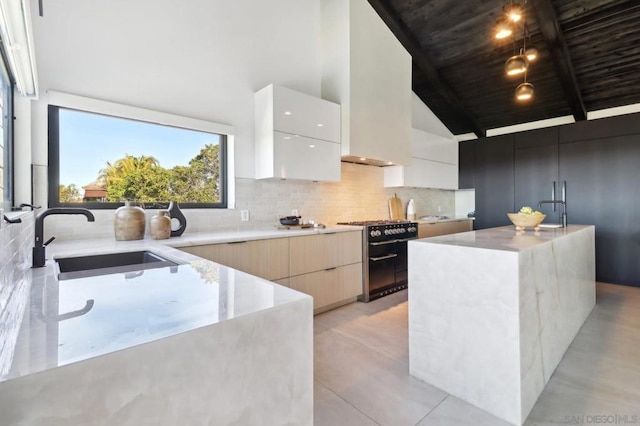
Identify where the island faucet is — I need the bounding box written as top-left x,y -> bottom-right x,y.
537,200 -> 567,228
33,208 -> 95,268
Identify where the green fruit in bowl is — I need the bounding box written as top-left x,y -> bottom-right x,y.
519,206 -> 534,215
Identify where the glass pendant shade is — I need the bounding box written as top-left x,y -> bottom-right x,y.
515,82 -> 534,101
505,55 -> 527,76
495,18 -> 512,39
525,47 -> 538,61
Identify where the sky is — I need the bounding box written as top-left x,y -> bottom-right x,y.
59,108 -> 221,188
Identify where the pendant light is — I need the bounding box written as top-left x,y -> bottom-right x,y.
495,17 -> 513,39
525,46 -> 538,61
516,82 -> 534,101
505,2 -> 524,23
516,67 -> 534,101
505,55 -> 527,76
495,0 -> 540,102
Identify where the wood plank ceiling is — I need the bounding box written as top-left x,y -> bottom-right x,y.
368,0 -> 640,136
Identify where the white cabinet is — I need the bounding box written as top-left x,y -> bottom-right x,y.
384,128 -> 459,189
255,84 -> 341,182
271,132 -> 341,181
321,0 -> 412,166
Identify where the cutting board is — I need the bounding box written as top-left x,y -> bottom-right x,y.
388,194 -> 404,220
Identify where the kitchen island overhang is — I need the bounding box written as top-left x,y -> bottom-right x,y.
408,225 -> 596,426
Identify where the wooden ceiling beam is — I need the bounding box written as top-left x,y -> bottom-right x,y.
366,0 -> 486,137
530,0 -> 587,121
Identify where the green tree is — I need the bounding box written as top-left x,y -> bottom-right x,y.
99,155 -> 166,201
59,184 -> 82,202
97,145 -> 221,204
168,143 -> 221,203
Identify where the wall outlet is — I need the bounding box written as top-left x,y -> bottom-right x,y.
291,209 -> 299,216
240,210 -> 249,222
437,205 -> 442,213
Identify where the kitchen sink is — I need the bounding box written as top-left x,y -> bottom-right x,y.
55,250 -> 180,280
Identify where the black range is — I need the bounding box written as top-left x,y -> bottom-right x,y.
338,220 -> 418,302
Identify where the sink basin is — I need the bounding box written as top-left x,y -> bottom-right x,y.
55,250 -> 180,280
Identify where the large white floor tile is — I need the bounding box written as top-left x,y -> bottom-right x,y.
314,380 -> 379,426
315,330 -> 446,426
417,395 -> 513,426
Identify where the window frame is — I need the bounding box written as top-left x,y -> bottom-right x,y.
47,105 -> 228,209
0,44 -> 14,211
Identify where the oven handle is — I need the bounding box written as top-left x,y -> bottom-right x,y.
394,237 -> 415,243
370,254 -> 398,262
370,240 -> 397,246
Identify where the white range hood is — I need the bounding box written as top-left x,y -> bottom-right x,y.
321,0 -> 412,167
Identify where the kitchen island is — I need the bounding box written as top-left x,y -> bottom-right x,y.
0,239 -> 314,426
408,225 -> 595,426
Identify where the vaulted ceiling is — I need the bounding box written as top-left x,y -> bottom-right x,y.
367,0 -> 640,136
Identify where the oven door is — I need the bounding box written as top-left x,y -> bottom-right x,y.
394,238 -> 411,286
368,240 -> 397,296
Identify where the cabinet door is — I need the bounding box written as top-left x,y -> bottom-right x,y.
272,85 -> 341,143
474,134 -> 514,229
560,136 -> 640,286
418,223 -> 447,238
444,220 -> 473,234
458,140 -> 475,189
515,144 -> 560,221
289,263 -> 362,310
290,231 -> 362,276
182,239 -> 290,281
384,158 -> 458,189
273,131 -> 341,182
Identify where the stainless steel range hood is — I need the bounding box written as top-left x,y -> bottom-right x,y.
341,156 -> 397,167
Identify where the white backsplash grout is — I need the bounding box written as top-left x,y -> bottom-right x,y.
44,162 -> 455,241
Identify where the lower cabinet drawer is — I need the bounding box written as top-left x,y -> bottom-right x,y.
289,263 -> 362,310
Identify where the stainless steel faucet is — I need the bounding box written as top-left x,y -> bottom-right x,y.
32,208 -> 95,268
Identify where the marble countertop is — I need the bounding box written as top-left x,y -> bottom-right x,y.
2,225 -> 349,384
411,224 -> 594,252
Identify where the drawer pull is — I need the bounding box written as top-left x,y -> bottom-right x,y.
324,267 -> 337,271
370,254 -> 397,262
227,240 -> 248,245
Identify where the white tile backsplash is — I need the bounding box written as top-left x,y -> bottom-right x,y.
0,212 -> 34,379
45,162 -> 455,241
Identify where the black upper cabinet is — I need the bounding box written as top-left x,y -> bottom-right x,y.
559,135 -> 640,286
514,127 -> 561,223
474,134 -> 514,229
458,140 -> 475,189
559,112 -> 640,144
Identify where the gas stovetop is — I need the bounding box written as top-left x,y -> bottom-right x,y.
337,220 -> 414,227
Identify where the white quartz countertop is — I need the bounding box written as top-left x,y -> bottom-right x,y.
2,226 -> 346,383
412,224 -> 594,252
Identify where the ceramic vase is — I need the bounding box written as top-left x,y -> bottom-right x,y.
114,201 -> 146,241
150,210 -> 171,240
168,201 -> 187,237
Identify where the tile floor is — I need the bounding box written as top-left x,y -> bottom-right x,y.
313,283 -> 640,426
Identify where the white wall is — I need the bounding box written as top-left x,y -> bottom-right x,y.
27,0 -> 323,185
411,92 -> 454,139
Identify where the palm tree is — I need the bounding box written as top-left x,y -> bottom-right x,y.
99,154 -> 162,200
